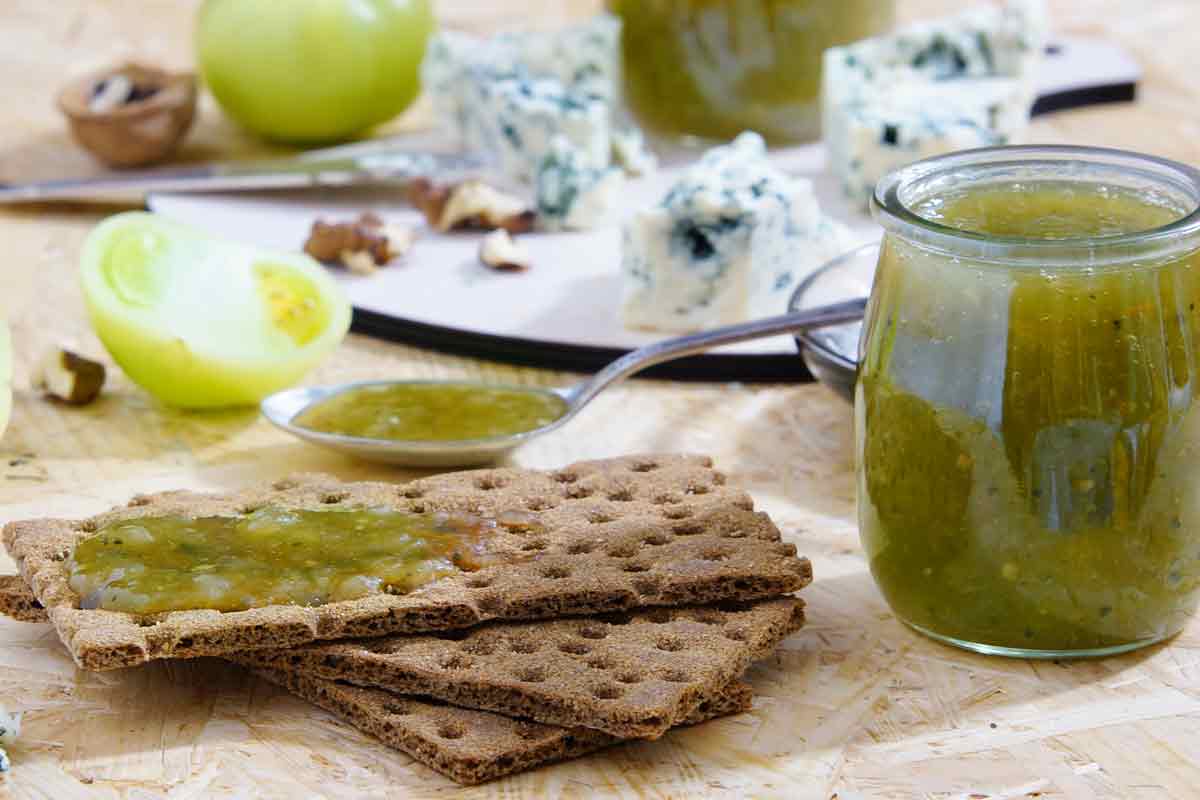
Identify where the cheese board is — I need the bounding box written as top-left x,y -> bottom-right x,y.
149,35 -> 1139,381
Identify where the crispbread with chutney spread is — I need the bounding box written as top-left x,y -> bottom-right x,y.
3,455 -> 812,671
253,667 -> 753,785
237,597 -> 803,740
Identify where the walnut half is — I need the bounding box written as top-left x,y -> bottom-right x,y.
303,213 -> 415,275
34,346 -> 106,405
478,230 -> 532,272
406,178 -> 535,234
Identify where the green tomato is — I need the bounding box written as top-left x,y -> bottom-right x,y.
0,317 -> 10,440
197,0 -> 435,144
80,212 -> 351,409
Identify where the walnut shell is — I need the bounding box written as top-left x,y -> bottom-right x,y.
57,62 -> 197,168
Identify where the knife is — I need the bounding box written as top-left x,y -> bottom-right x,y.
0,141 -> 492,204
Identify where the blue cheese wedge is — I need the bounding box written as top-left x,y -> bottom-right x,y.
501,14 -> 621,103
824,0 -> 1046,91
420,31 -> 468,131
622,132 -> 858,333
463,69 -> 611,184
420,16 -> 648,187
536,136 -> 625,231
822,0 -> 1047,207
828,77 -> 1031,205
422,15 -> 622,145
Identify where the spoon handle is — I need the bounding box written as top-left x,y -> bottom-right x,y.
564,297 -> 867,411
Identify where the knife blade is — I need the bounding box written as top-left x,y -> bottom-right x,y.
0,142 -> 492,204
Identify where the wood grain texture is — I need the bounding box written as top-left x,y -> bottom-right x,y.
1,0 -> 1199,797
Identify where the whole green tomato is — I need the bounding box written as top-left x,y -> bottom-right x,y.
197,0 -> 435,144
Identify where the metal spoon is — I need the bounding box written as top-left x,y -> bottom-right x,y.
261,298 -> 867,467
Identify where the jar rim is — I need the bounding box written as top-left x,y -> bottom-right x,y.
870,145 -> 1200,267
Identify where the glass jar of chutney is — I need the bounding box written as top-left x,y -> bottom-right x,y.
858,146 -> 1200,658
608,0 -> 895,144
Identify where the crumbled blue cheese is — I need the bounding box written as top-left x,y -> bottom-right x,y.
621,132 -> 858,332
463,69 -> 611,184
0,706 -> 21,773
822,0 -> 1047,207
536,137 -> 625,231
610,127 -> 658,177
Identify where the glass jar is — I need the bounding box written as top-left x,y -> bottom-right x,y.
608,0 -> 895,144
858,146 -> 1200,658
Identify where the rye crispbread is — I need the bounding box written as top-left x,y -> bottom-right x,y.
0,578 -> 755,783
253,667 -> 753,785
0,574 -> 46,622
3,455 -> 812,671
0,573 -> 46,623
237,596 -> 802,739
0,574 -> 791,739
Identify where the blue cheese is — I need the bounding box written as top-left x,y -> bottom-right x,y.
535,137 -> 625,231
822,0 -> 1046,207
420,31 -> 506,138
824,0 -> 1046,90
501,14 -> 621,103
463,69 -> 611,184
828,78 -> 1031,206
622,133 -> 858,332
610,127 -> 658,177
422,15 -> 622,148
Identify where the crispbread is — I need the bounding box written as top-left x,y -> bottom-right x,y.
0,574 -> 791,739
3,455 -> 812,671
0,574 -> 46,622
253,667 -> 753,785
237,597 -> 803,739
0,575 -> 756,782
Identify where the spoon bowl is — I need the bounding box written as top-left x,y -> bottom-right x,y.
261,380 -> 573,467
261,297 -> 868,467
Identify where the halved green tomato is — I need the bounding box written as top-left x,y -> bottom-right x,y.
0,317 -> 10,439
80,212 -> 351,408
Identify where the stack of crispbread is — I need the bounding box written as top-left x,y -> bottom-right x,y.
1,455 -> 811,785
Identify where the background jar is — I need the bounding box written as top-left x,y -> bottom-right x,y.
608,0 -> 895,145
857,146 -> 1200,658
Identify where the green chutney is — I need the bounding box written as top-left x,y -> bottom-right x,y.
67,507 -> 498,614
610,0 -> 894,143
293,383 -> 566,442
859,181 -> 1200,653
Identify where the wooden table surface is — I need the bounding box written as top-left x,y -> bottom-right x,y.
2,1 -> 1199,797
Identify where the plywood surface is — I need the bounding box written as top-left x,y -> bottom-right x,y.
1,1 -> 1199,797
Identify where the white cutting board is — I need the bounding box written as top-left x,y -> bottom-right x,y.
149,35 -> 1139,364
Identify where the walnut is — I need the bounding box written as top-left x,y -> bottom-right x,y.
407,178 -> 535,234
478,230 -> 532,272
303,213 -> 415,275
57,62 -> 196,168
34,346 -> 106,405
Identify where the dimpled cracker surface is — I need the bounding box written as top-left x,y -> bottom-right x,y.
2,455 -> 812,671
238,597 -> 804,739
253,667 -> 754,786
